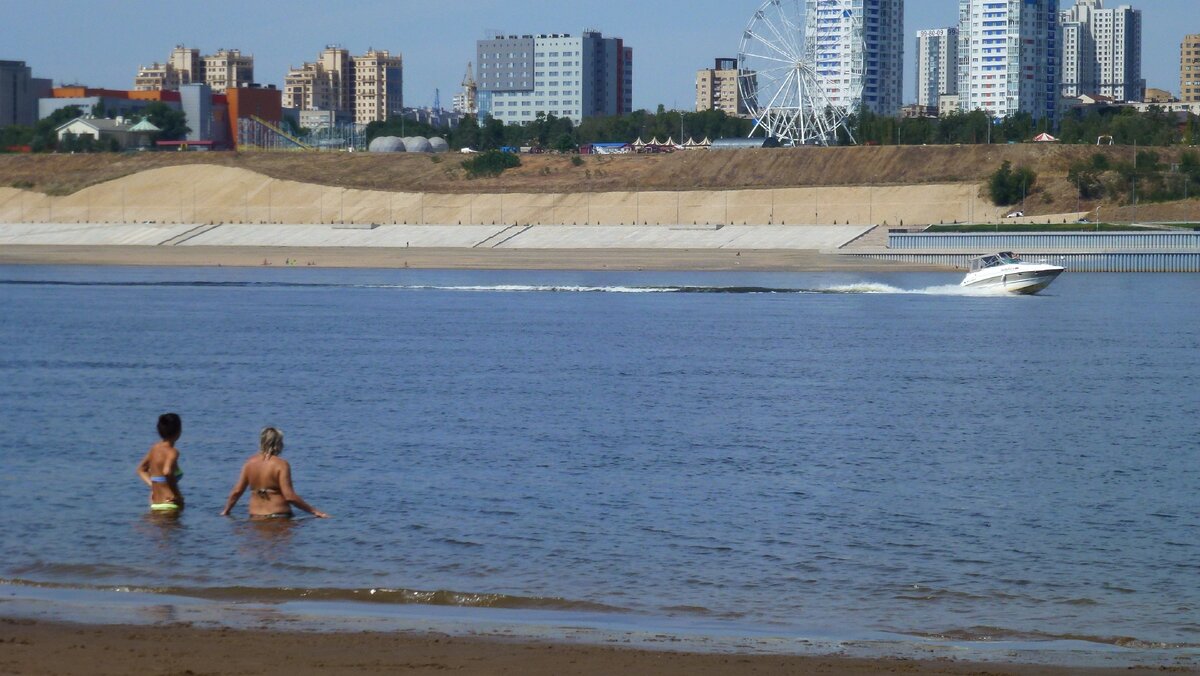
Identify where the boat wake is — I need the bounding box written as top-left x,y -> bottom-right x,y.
0,280 -> 1012,296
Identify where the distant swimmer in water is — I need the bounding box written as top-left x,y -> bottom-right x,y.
220,427 -> 330,519
137,413 -> 185,512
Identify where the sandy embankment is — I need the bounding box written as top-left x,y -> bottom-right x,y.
0,619 -> 1180,676
0,164 -> 1003,227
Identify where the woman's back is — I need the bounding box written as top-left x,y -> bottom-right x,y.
243,455 -> 291,516
220,427 -> 328,519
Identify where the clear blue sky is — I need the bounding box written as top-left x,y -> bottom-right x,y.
1,0 -> 1194,111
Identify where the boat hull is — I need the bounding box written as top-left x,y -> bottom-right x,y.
962,267 -> 1063,295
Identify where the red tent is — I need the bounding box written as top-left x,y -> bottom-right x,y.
1033,132 -> 1058,143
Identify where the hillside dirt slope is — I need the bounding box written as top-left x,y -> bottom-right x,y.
0,144 -> 1177,197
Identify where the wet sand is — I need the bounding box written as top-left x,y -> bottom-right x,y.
0,245 -> 942,272
0,618 -> 1185,676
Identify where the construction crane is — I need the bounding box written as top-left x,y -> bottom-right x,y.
461,62 -> 477,115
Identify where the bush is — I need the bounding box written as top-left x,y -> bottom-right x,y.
461,150 -> 521,178
987,161 -> 1038,206
570,155 -> 584,167
1068,160 -> 1105,199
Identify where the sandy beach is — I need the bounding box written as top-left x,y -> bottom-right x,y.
0,618 -> 1187,676
0,244 -> 941,271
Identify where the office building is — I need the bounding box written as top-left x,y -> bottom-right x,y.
352,49 -> 403,124
1,60 -> 52,128
1060,0 -> 1143,102
283,46 -> 353,114
476,31 -> 632,125
812,0 -> 904,116
915,28 -> 958,108
696,58 -> 750,116
1183,34 -> 1200,103
957,0 -> 1059,121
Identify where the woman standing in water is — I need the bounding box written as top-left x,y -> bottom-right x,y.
136,413 -> 185,512
220,427 -> 329,519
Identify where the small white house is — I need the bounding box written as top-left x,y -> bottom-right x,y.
55,116 -> 160,150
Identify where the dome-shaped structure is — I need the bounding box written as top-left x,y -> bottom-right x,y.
400,137 -> 416,149
428,137 -> 449,153
368,136 -> 406,153
407,136 -> 433,153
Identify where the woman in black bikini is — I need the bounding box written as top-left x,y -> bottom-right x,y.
220,427 -> 329,519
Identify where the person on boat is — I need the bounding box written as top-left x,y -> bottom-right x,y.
220,427 -> 329,519
136,413 -> 185,512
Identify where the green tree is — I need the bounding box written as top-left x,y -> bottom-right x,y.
461,149 -> 520,178
988,161 -> 1037,206
141,102 -> 189,142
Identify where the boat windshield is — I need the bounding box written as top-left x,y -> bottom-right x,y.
970,253 -> 1022,272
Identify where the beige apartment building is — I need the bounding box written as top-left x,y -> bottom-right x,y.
696,58 -> 750,116
352,49 -> 403,124
1183,34 -> 1200,103
134,46 -> 250,94
283,46 -> 353,112
204,49 -> 254,93
134,46 -> 202,91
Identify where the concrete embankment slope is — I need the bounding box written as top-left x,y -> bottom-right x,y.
0,165 -> 1003,227
0,221 -> 872,251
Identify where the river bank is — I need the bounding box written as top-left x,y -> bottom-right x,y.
0,244 -> 945,271
0,618 -> 1184,676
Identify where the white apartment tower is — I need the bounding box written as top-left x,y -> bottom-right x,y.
916,28 -> 958,108
1060,0 -> 1143,102
476,31 -> 632,125
957,0 -> 1059,120
811,0 -> 904,116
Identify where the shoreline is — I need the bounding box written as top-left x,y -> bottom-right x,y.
0,244 -> 949,272
1,583 -> 1193,674
0,617 -> 1185,676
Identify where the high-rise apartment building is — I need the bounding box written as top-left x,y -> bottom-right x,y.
811,0 -> 904,116
135,46 -> 202,91
284,46 -> 353,113
476,31 -> 632,125
0,60 -> 52,128
695,58 -> 750,116
135,46 -> 250,94
916,28 -> 959,108
352,49 -> 403,124
1060,0 -> 1142,102
1183,34 -> 1200,103
204,49 -> 254,93
957,0 -> 1059,121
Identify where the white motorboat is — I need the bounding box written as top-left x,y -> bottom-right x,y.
961,252 -> 1064,295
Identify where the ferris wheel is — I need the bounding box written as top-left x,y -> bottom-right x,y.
737,0 -> 855,146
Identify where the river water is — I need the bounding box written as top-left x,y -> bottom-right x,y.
0,265 -> 1197,664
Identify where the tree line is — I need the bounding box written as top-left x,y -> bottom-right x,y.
845,106 -> 1199,147
364,107 -> 756,152
1,102 -> 189,153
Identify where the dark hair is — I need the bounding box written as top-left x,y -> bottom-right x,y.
157,413 -> 182,440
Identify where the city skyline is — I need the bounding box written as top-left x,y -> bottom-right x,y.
1,0 -> 1195,114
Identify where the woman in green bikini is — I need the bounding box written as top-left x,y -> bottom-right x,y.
136,413 -> 185,512
220,427 -> 329,519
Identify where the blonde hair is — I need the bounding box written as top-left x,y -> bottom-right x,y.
259,427 -> 284,457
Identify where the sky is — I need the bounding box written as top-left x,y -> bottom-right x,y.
1,0 -> 1195,111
